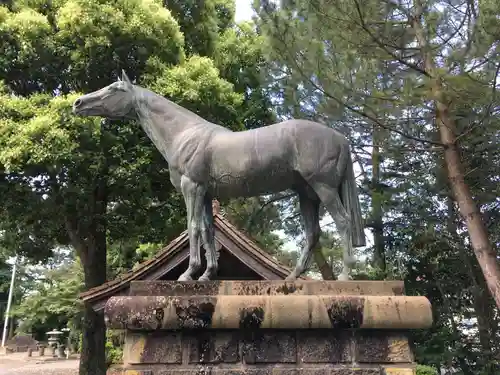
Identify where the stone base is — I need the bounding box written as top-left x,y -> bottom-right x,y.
109,366 -> 416,375
109,329 -> 416,375
104,281 -> 431,375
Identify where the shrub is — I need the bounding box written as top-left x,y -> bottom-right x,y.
105,331 -> 124,368
416,364 -> 439,375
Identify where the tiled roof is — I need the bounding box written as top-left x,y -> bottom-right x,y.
80,214 -> 307,305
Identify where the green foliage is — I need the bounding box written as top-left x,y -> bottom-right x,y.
145,55 -> 243,128
12,255 -> 84,338
416,364 -> 438,375
0,93 -> 98,170
164,0 -> 235,57
1,0 -> 185,94
214,21 -> 275,130
105,330 -> 124,367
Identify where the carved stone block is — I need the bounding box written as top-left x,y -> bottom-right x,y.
355,332 -> 413,363
298,330 -> 352,363
243,331 -> 296,363
123,332 -> 182,364
188,331 -> 239,363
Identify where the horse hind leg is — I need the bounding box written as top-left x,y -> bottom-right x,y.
310,182 -> 354,281
285,192 -> 321,280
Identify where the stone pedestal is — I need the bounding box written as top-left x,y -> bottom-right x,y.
105,281 -> 432,375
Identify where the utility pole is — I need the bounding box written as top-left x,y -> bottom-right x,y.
1,255 -> 18,348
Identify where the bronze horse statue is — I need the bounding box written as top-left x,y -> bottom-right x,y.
72,71 -> 365,281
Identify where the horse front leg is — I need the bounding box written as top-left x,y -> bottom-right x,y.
178,175 -> 206,281
198,195 -> 218,281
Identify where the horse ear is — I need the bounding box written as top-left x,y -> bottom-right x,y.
121,70 -> 132,85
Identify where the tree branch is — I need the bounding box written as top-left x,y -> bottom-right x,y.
295,49 -> 443,146
245,192 -> 296,232
351,0 -> 431,77
261,1 -> 444,147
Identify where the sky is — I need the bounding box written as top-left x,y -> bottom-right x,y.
235,0 -> 255,22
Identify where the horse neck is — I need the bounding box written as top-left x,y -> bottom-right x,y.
133,86 -> 206,161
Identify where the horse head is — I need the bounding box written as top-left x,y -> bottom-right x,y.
73,70 -> 136,119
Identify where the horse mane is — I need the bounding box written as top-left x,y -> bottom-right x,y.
136,85 -> 209,125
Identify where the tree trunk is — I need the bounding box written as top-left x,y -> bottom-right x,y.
62,220 -> 107,375
64,188 -> 108,374
79,228 -> 107,375
79,170 -> 108,375
412,2 -> 500,310
371,124 -> 385,274
80,303 -> 106,375
446,197 -> 496,370
69,222 -> 107,375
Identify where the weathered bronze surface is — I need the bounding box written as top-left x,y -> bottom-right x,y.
73,71 -> 365,281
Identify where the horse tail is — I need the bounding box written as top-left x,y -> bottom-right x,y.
339,148 -> 366,247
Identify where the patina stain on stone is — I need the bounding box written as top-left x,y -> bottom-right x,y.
188,331 -> 239,363
175,299 -> 216,329
105,296 -> 169,330
127,281 -> 405,298
124,332 -> 182,364
275,282 -> 302,295
130,281 -> 221,296
243,331 -> 296,363
239,307 -> 264,329
324,297 -> 364,329
105,294 -> 431,330
356,332 -> 413,363
298,330 -> 352,363
141,332 -> 182,364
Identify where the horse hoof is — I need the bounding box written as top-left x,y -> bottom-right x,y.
198,275 -> 211,281
337,273 -> 350,281
178,273 -> 193,281
285,274 -> 297,281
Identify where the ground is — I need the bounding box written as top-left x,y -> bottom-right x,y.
0,352 -> 79,375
